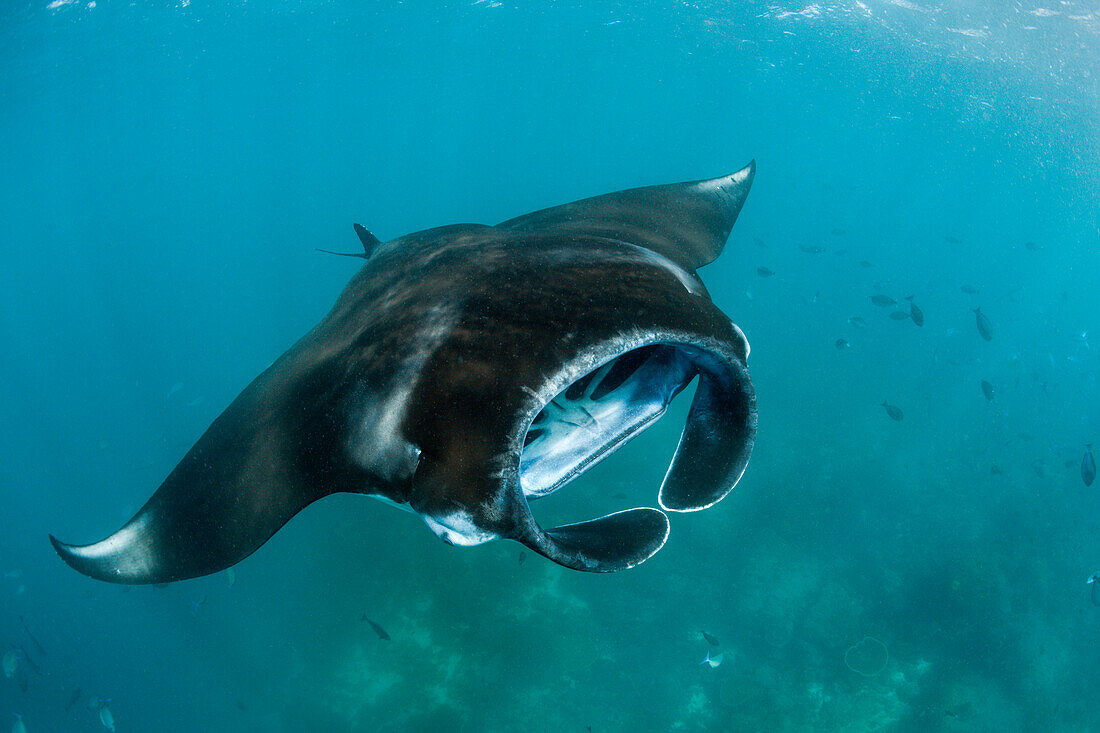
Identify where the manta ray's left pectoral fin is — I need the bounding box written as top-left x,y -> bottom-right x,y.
518,507 -> 670,572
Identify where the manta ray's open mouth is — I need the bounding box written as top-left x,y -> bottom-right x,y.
518,344 -> 699,500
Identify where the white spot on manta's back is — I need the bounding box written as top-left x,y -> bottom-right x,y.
628,246 -> 706,296
347,304 -> 459,483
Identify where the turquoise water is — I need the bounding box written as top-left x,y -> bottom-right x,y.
2,1 -> 1099,730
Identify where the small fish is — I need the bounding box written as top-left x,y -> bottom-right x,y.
518,551 -> 527,566
881,401 -> 903,422
835,338 -> 850,350
798,244 -> 825,254
66,688 -> 83,712
753,237 -> 766,248
960,284 -> 979,294
944,235 -> 962,244
18,618 -> 46,657
905,296 -> 924,327
362,616 -> 391,641
1088,573 -> 1100,607
848,316 -> 868,329
888,310 -> 909,321
859,260 -> 873,268
1024,240 -> 1039,251
189,595 -> 207,615
1083,445 -> 1096,487
871,294 -> 896,307
226,568 -> 237,588
166,381 -> 184,399
2,570 -> 21,580
831,228 -> 846,236
973,307 -> 993,341
236,699 -> 246,712
99,702 -> 115,732
12,714 -> 26,733
756,266 -> 775,278
991,465 -> 1003,475
701,631 -> 720,646
980,380 -> 995,401
2,650 -> 18,679
700,650 -> 724,668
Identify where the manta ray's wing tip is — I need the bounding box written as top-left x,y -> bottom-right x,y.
48,533 -> 128,583
48,533 -> 113,582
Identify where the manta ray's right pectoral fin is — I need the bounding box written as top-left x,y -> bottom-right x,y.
519,507 -> 670,572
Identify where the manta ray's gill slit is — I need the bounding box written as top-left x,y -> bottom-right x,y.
518,344 -> 697,500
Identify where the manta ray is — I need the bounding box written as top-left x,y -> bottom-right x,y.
50,163 -> 758,583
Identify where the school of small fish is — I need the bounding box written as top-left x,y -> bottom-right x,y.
749,229 -> 1097,621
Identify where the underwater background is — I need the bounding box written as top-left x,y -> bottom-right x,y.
2,0 -> 1099,730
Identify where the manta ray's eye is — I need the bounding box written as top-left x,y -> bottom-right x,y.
518,344 -> 696,499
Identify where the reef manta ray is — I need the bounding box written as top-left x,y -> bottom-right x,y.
51,163 -> 758,584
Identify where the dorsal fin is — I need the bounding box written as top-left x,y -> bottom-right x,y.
496,161 -> 755,271
354,223 -> 381,256
314,223 -> 382,260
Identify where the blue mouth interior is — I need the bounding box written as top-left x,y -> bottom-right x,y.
518,344 -> 697,498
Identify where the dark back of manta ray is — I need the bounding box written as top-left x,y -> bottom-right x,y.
49,162 -> 759,585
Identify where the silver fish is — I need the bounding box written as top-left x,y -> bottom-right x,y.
2,650 -> 17,679
848,316 -> 868,329
700,650 -> 724,668
888,310 -> 909,321
973,307 -> 993,341
871,295 -> 896,307
99,703 -> 115,732
756,266 -> 775,277
1083,445 -> 1096,487
835,338 -> 850,350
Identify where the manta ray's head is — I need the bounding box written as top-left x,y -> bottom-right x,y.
50,162 -> 757,584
